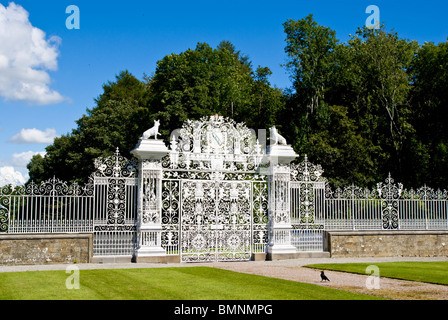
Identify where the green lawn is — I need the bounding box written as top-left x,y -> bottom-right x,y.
0,266 -> 384,300
305,261 -> 448,285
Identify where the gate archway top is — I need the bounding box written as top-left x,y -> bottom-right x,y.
165,115 -> 265,171
172,115 -> 262,157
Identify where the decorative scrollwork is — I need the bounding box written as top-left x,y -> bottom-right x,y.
106,178 -> 126,224
0,177 -> 94,197
291,154 -> 325,182
93,149 -> 138,226
253,182 -> 268,224
174,115 -> 259,155
141,170 -> 159,224
176,179 -> 255,261
160,168 -> 179,241
401,186 -> 448,201
326,184 -> 377,200
377,173 -> 402,230
161,224 -> 179,252
292,224 -> 324,230
298,182 -> 314,224
93,147 -> 138,178
161,116 -> 267,260
0,197 -> 9,232
289,156 -> 328,229
94,224 -> 136,231
0,184 -> 15,196
161,180 -> 180,225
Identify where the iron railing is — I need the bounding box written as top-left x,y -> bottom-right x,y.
290,177 -> 448,232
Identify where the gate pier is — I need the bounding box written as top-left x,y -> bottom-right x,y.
266,144 -> 299,259
132,137 -> 169,262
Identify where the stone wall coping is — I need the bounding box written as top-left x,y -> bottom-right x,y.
327,230 -> 448,236
0,233 -> 93,240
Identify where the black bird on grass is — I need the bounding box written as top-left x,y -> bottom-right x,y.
320,271 -> 330,282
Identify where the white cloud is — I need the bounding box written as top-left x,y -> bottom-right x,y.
0,2 -> 65,105
9,151 -> 46,168
0,166 -> 27,186
9,128 -> 58,144
0,150 -> 46,186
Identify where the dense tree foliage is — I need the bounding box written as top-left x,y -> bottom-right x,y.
28,19 -> 448,188
281,14 -> 445,188
148,41 -> 283,138
408,41 -> 448,188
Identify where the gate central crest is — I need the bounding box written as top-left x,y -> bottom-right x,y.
167,114 -> 263,172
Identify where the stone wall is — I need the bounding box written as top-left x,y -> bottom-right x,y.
327,230 -> 448,258
0,233 -> 93,265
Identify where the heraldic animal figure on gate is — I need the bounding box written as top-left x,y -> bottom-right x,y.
142,120 -> 160,140
269,126 -> 287,145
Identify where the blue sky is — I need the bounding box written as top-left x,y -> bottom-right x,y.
0,0 -> 447,185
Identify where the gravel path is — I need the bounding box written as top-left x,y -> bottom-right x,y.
1,256 -> 447,300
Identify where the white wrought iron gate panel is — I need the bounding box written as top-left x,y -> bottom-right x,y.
180,180 -> 252,262
159,115 -> 267,262
252,181 -> 268,253
290,155 -> 326,251
92,149 -> 138,256
161,180 -> 180,255
181,180 -> 216,262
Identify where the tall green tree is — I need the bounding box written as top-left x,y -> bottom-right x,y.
328,26 -> 419,184
409,40 -> 448,187
283,14 -> 338,114
282,16 -> 420,187
281,15 -> 338,156
249,66 -> 285,130
147,41 -> 282,139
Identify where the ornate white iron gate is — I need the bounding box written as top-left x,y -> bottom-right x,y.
157,115 -> 268,262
